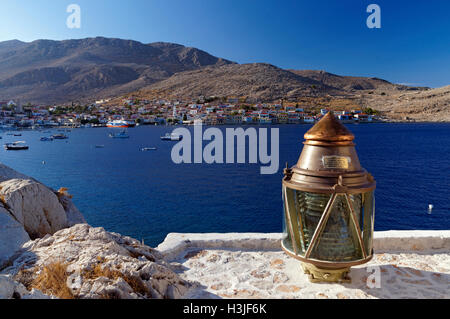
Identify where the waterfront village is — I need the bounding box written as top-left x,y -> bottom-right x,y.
0,96 -> 382,129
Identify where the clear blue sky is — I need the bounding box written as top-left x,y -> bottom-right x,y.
0,0 -> 449,87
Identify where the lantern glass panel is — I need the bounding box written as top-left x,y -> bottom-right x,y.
309,194 -> 362,261
283,187 -> 375,262
282,188 -> 294,252
283,187 -> 332,256
362,191 -> 375,254
348,191 -> 375,255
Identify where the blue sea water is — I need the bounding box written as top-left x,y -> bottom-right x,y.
0,123 -> 449,247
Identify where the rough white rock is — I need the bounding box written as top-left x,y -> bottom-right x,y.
58,194 -> 86,227
0,163 -> 32,182
0,275 -> 15,299
0,162 -> 86,229
0,274 -> 51,299
0,179 -> 68,239
0,207 -> 30,268
3,224 -> 192,299
0,163 -> 85,279
21,288 -> 53,299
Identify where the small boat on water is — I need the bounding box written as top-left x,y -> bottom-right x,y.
4,141 -> 29,150
141,147 -> 157,151
52,134 -> 69,140
107,120 -> 130,128
161,133 -> 183,141
109,131 -> 130,139
14,134 -> 22,137
40,137 -> 54,141
95,145 -> 105,148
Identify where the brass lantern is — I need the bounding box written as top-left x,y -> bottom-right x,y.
282,112 -> 376,283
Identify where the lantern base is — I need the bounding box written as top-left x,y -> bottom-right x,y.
301,263 -> 351,283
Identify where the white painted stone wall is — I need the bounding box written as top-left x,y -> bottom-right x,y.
157,231 -> 450,299
157,230 -> 450,261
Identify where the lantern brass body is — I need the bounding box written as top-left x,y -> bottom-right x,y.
282,112 -> 376,283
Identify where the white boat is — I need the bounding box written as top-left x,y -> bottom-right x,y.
161,133 -> 183,141
109,131 -> 130,139
4,141 -> 29,150
107,120 -> 129,128
303,116 -> 315,124
52,134 -> 69,140
126,120 -> 136,127
338,115 -> 355,124
141,147 -> 157,151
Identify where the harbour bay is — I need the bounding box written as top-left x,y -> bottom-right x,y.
1,123 -> 449,247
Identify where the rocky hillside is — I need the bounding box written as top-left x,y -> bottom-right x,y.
0,37 -> 233,104
0,163 -> 191,299
138,65 -> 425,102
289,70 -> 410,92
0,37 -> 418,105
359,85 -> 450,122
140,63 -> 341,102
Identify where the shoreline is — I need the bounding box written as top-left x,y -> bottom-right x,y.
2,120 -> 450,131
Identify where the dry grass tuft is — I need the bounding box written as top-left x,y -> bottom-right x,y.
31,262 -> 74,299
57,187 -> 73,199
122,275 -> 150,296
0,194 -> 7,207
83,263 -> 121,281
21,260 -> 150,299
82,263 -> 150,297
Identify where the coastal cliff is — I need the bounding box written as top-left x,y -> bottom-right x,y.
0,163 -> 190,299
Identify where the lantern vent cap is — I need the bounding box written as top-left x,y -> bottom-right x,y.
304,112 -> 355,146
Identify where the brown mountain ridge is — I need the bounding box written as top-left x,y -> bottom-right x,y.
1,36 -> 446,122
0,37 -> 233,104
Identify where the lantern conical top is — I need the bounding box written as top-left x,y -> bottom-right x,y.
304,112 -> 355,146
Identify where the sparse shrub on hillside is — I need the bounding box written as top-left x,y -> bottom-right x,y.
57,187 -> 73,199
31,262 -> 74,299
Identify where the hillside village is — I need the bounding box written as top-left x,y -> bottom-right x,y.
0,95 -> 381,129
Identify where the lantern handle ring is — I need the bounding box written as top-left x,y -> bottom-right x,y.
284,162 -> 293,180
332,175 -> 347,193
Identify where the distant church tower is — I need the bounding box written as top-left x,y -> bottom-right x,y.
16,100 -> 23,113
173,105 -> 177,118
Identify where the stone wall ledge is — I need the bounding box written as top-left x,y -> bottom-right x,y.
157,230 -> 450,261
158,230 -> 450,299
